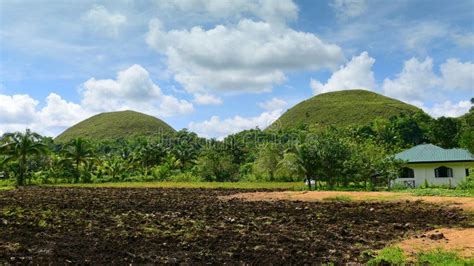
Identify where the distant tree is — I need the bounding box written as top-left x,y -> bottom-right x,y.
63,138 -> 95,183
253,144 -> 282,181
392,115 -> 425,146
429,117 -> 461,148
194,148 -> 239,182
300,130 -> 351,188
459,131 -> 474,154
275,150 -> 306,182
0,129 -> 48,186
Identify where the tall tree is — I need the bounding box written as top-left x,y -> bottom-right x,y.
429,117 -> 461,148
0,129 -> 48,186
63,138 -> 95,183
253,144 -> 282,181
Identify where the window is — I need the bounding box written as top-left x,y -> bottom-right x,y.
400,167 -> 414,178
435,166 -> 453,178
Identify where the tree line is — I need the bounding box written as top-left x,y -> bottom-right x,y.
1,101 -> 473,188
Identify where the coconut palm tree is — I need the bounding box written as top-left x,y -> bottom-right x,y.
0,129 -> 48,186
62,138 -> 95,183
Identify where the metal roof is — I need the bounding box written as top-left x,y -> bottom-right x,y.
394,144 -> 474,163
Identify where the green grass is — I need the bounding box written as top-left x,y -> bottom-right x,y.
55,110 -> 176,142
368,247 -> 473,265
268,90 -> 422,130
52,181 -> 307,190
322,195 -> 352,202
402,188 -> 474,197
417,249 -> 473,266
367,247 -> 406,265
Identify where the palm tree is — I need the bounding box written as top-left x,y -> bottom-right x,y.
0,129 -> 48,186
63,138 -> 95,183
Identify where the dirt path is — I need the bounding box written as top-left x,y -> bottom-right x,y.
221,191 -> 474,212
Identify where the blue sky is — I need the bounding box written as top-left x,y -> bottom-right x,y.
0,0 -> 473,138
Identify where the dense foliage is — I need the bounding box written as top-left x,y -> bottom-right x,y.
1,99 -> 473,189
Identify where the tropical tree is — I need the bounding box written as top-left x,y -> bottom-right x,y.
253,143 -> 282,181
62,138 -> 95,183
0,129 -> 48,186
275,150 -> 306,181
429,117 -> 461,148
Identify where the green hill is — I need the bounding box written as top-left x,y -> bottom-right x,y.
55,110 -> 176,142
268,90 -> 424,130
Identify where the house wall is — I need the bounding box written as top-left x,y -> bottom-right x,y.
393,162 -> 474,188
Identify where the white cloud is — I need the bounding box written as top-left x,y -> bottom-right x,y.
0,94 -> 38,124
155,0 -> 298,24
401,21 -> 448,52
310,51 -> 376,95
383,57 -> 473,102
453,32 -> 474,48
82,5 -> 127,38
37,93 -> 90,129
383,57 -> 441,102
193,93 -> 223,105
0,65 -> 194,136
258,97 -> 287,111
146,18 -> 344,94
440,59 -> 474,91
418,100 -> 471,118
188,109 -> 282,139
0,93 -> 90,136
81,64 -> 193,117
330,0 -> 368,19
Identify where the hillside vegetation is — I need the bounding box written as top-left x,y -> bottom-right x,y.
269,90 -> 423,130
55,110 -> 175,142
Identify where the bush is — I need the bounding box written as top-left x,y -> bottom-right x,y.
458,175 -> 474,190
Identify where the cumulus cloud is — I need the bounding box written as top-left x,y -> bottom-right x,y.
155,0 -> 298,24
416,100 -> 471,118
0,93 -> 90,136
188,109 -> 282,139
440,59 -> 474,91
193,93 -> 223,105
81,64 -> 193,117
82,5 -> 127,38
310,51 -> 376,95
383,57 -> 473,103
330,0 -> 368,19
0,65 -> 193,136
0,94 -> 38,124
383,57 -> 441,102
146,18 -> 344,94
258,97 -> 287,111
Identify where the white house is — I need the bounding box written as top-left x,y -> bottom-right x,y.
392,144 -> 474,188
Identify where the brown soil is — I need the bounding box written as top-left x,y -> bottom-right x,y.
0,187 -> 469,264
395,228 -> 474,258
221,191 -> 474,212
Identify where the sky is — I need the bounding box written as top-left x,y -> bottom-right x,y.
0,0 -> 473,139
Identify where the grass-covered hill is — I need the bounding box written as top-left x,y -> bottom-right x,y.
268,90 -> 423,130
55,110 -> 176,142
